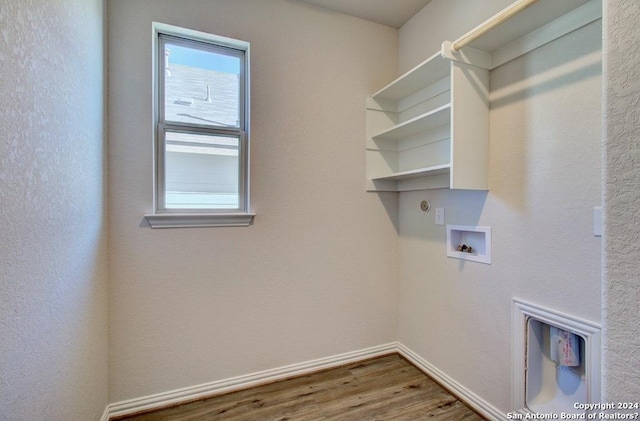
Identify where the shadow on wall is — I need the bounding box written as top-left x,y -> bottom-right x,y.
401,188 -> 489,240
376,191 -> 401,233
488,21 -> 602,214
490,55 -> 601,111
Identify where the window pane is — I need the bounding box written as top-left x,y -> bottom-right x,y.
163,41 -> 241,128
164,131 -> 240,209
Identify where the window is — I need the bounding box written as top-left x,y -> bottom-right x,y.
146,23 -> 253,228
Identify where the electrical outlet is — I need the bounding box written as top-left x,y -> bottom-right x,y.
594,207 -> 602,237
435,208 -> 444,225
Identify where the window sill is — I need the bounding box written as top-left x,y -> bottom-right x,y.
144,212 -> 255,228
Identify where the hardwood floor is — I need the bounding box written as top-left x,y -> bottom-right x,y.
113,354 -> 485,421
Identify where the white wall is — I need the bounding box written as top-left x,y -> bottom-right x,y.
107,0 -> 399,402
603,0 -> 640,401
397,0 -> 602,412
0,0 -> 108,420
5,0 -> 638,416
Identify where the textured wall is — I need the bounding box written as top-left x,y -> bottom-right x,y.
602,0 -> 640,401
108,0 -> 399,402
0,0 -> 108,420
397,0 -> 602,412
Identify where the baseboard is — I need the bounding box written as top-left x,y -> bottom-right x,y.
100,405 -> 110,421
106,342 -> 506,420
107,342 -> 397,419
396,343 -> 508,421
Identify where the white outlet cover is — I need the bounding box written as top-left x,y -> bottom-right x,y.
593,207 -> 602,237
435,208 -> 444,225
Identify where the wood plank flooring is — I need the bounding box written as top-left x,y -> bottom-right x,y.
113,354 -> 485,421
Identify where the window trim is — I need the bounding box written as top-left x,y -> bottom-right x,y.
146,22 -> 254,228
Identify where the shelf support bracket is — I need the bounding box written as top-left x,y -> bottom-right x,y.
441,41 -> 492,69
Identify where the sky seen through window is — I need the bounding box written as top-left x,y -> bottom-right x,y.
167,43 -> 240,74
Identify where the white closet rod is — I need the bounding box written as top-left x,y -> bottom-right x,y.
452,0 -> 540,51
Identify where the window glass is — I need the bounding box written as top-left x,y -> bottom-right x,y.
164,131 -> 240,209
163,41 -> 242,128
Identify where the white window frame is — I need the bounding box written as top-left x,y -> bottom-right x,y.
145,22 -> 254,228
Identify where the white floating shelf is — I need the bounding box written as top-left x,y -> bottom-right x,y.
371,164 -> 451,182
372,104 -> 451,140
372,51 -> 450,101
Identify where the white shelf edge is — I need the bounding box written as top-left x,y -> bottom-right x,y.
372,104 -> 451,140
371,50 -> 449,101
370,163 -> 451,182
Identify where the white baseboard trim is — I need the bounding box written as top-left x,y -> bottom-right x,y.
107,342 -> 397,419
106,342 -> 506,420
396,343 -> 508,421
100,405 -> 110,421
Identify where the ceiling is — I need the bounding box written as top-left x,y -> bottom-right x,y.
297,0 -> 433,28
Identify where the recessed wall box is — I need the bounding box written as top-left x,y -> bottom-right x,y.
446,225 -> 491,264
512,299 -> 601,416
